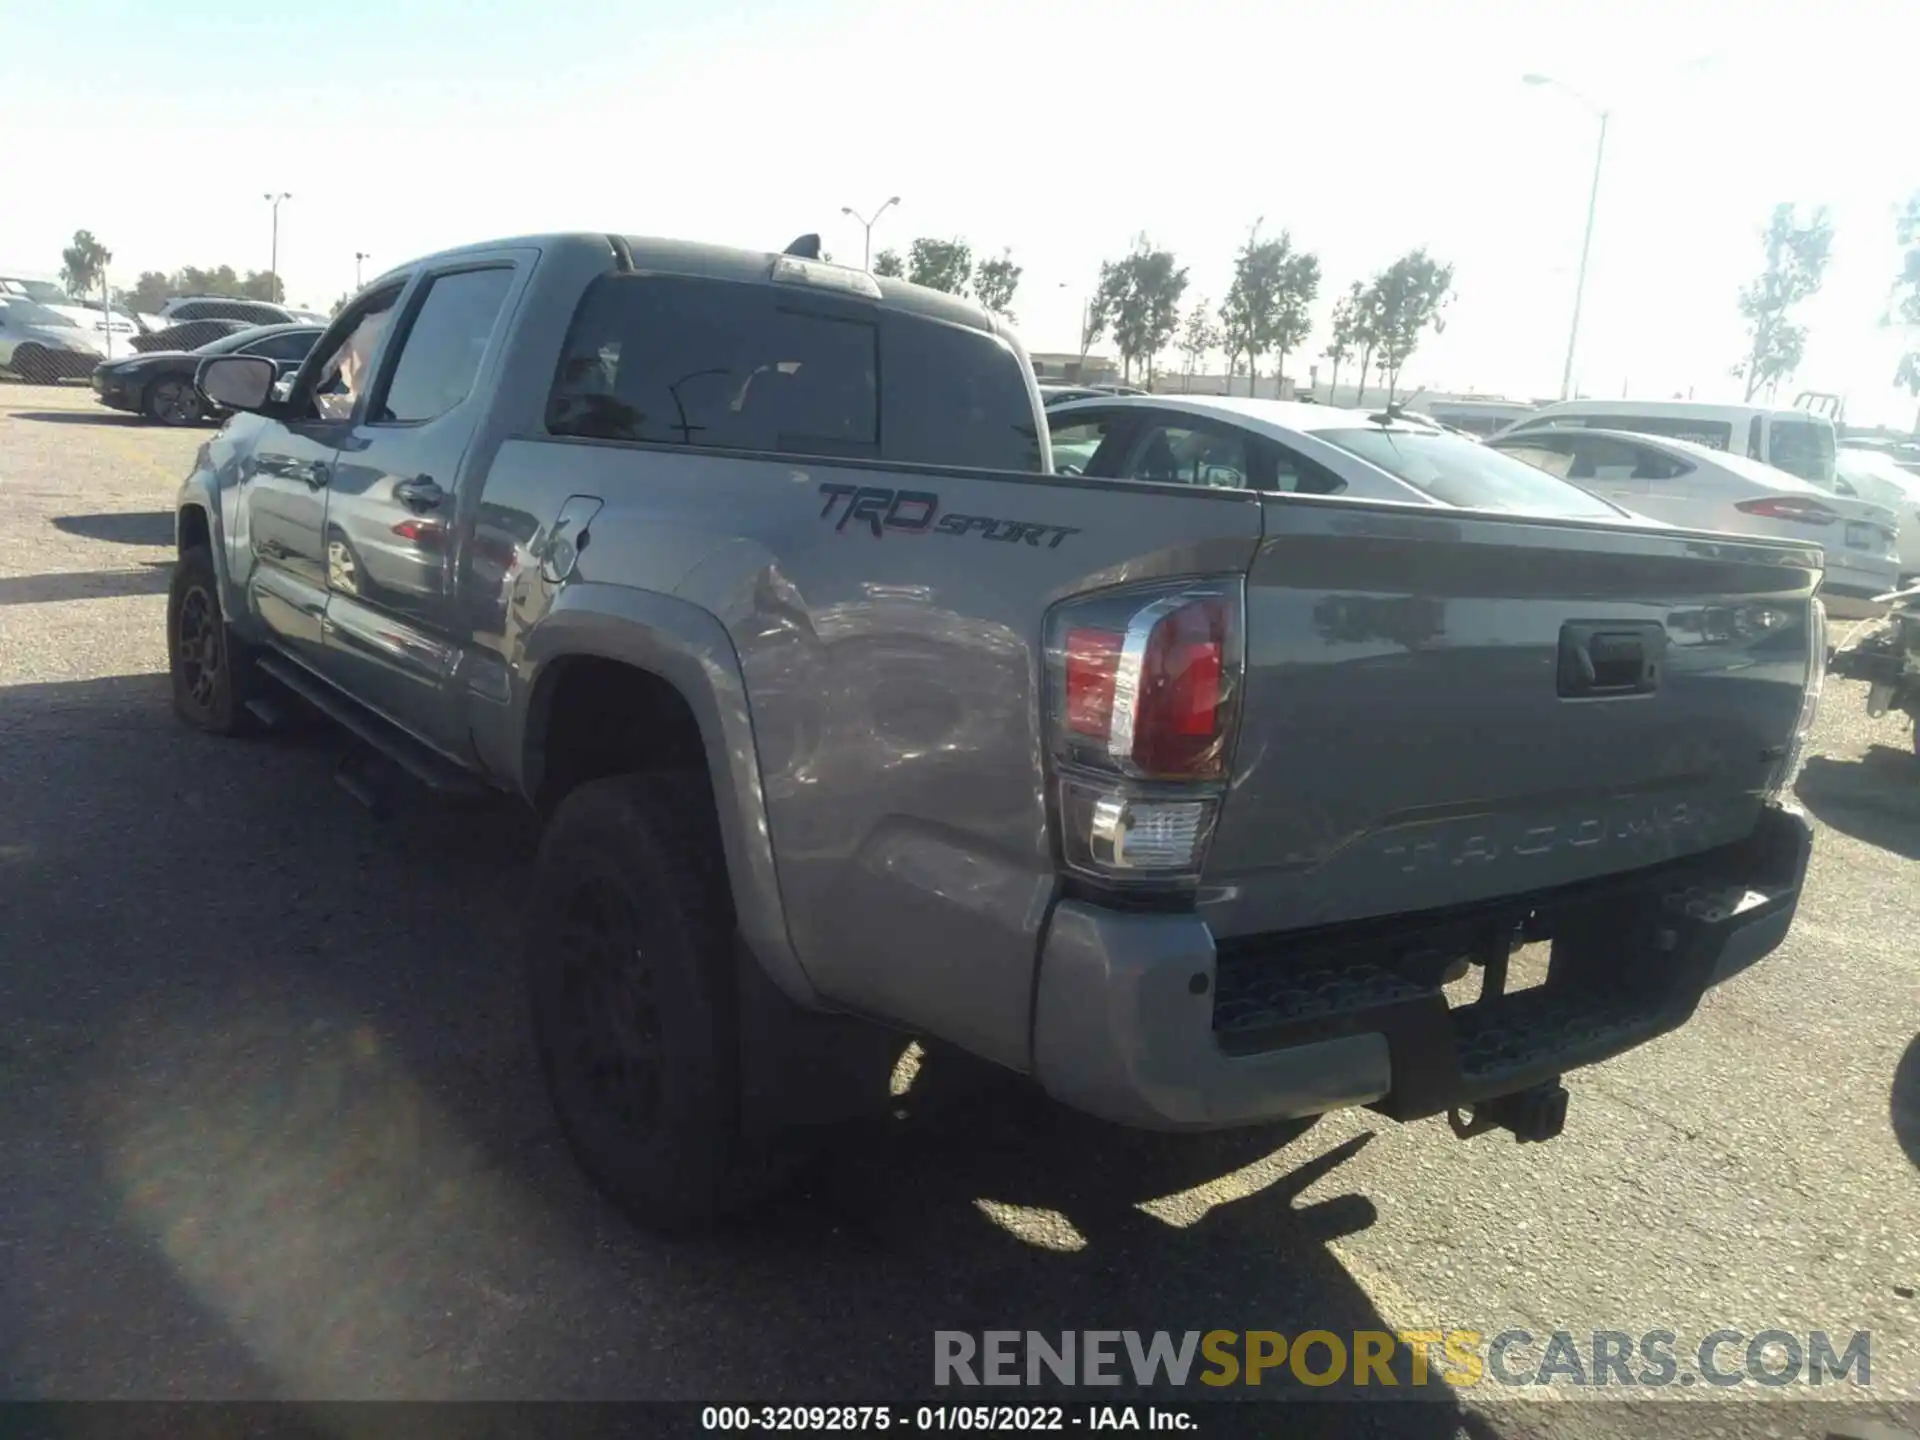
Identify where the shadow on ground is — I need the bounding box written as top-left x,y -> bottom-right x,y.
5,410 -> 150,427
0,671 -> 1489,1434
0,567 -> 171,605
51,512 -> 173,547
1894,1035 -> 1920,1173
1795,749 -> 1920,859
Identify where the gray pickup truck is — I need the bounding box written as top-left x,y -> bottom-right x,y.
172,231 -> 1823,1231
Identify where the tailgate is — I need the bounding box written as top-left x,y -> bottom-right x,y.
1200,501 -> 1822,939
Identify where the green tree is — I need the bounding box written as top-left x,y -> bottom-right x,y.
60,230 -> 112,299
1092,237 -> 1187,384
973,249 -> 1022,319
1368,250 -> 1455,404
907,237 -> 973,295
176,265 -> 243,297
1272,250 -> 1321,396
1220,222 -> 1284,396
872,248 -> 904,278
1323,281 -> 1364,403
118,271 -> 173,314
1732,203 -> 1833,402
1886,193 -> 1920,410
239,270 -> 286,303
1351,280 -> 1385,406
1178,300 -> 1220,391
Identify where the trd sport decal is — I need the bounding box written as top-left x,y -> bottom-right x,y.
817,483 -> 1081,549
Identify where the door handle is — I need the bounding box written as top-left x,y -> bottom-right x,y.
393,475 -> 446,511
305,460 -> 330,489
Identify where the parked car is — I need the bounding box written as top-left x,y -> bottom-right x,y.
1833,446 -> 1920,583
173,231 -> 1821,1234
159,295 -> 302,327
1044,393 -> 1636,519
1493,398 -> 1838,487
1486,426 -> 1900,616
0,297 -> 109,381
131,319 -> 252,354
93,322 -> 323,425
0,275 -> 144,353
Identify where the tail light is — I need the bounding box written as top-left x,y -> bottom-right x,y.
1045,579 -> 1244,885
391,517 -> 445,547
1737,496 -> 1837,526
1769,598 -> 1826,799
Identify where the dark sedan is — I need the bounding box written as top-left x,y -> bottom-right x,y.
129,319 -> 251,354
93,323 -> 323,425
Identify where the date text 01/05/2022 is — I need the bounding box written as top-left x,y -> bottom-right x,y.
700,1404 -> 1195,1431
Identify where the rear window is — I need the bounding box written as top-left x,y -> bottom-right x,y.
547,275 -> 876,457
547,273 -> 1041,472
1767,418 -> 1836,485
1317,427 -> 1622,518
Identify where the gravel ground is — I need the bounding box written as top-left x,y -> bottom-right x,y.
0,382 -> 1914,1437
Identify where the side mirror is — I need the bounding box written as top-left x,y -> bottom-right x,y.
196,354 -> 278,413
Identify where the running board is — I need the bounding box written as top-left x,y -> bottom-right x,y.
253,653 -> 490,797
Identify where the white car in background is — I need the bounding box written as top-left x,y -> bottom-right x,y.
1833,446 -> 1920,583
1487,426 -> 1901,617
0,275 -> 145,354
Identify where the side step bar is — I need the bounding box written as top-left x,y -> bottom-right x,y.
253,653 -> 491,798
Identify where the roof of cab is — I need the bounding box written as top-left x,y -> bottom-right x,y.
371,231 -> 1004,338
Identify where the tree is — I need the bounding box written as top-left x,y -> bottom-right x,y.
1272,250 -> 1321,397
907,238 -> 972,295
1090,237 -> 1187,384
118,271 -> 173,314
871,248 -> 904,278
239,270 -> 285,303
60,230 -> 112,299
176,265 -> 242,297
1324,281 -> 1364,403
1220,222 -> 1284,396
1367,250 -> 1455,404
1178,300 -> 1220,392
1732,203 -> 1833,402
1887,193 -> 1920,411
973,249 -> 1022,319
1351,280 -> 1384,406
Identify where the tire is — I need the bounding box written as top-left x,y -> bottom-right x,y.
145,374 -> 204,426
325,528 -> 368,598
527,772 -> 790,1232
12,344 -> 52,385
167,546 -> 255,735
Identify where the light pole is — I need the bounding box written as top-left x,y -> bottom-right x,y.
354,251 -> 370,288
1522,75 -> 1607,402
264,192 -> 292,304
840,196 -> 901,270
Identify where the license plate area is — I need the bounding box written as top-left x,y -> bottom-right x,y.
1845,521 -> 1877,550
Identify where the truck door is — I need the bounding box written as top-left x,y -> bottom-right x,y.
238,283 -> 403,661
319,256 -> 524,756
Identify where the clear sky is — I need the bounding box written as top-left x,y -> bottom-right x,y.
4,0 -> 1916,423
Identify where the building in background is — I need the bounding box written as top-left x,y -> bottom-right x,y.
1030,352 -> 1120,384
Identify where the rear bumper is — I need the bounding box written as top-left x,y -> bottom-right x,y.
1031,802 -> 1812,1131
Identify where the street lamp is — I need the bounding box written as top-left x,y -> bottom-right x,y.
840,196 -> 901,270
1522,74 -> 1608,402
355,251 -> 371,288
264,192 -> 292,304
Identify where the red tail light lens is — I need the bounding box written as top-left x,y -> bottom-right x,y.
1126,596 -> 1229,774
391,517 -> 445,546
1048,581 -> 1243,782
1065,627 -> 1123,737
1737,496 -> 1837,526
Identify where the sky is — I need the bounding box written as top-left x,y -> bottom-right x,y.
4,0 -> 1917,424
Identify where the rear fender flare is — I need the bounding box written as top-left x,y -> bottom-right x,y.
517,584 -> 814,1006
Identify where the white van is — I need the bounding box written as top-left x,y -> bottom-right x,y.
1493,399 -> 1837,487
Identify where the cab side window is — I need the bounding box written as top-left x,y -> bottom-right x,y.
303,286 -> 402,423
371,267 -> 514,424
1115,422 -> 1250,489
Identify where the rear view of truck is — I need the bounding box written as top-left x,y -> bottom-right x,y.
1031,501 -> 1823,1138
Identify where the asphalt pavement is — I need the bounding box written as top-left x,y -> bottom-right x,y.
0,383 -> 1915,1437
